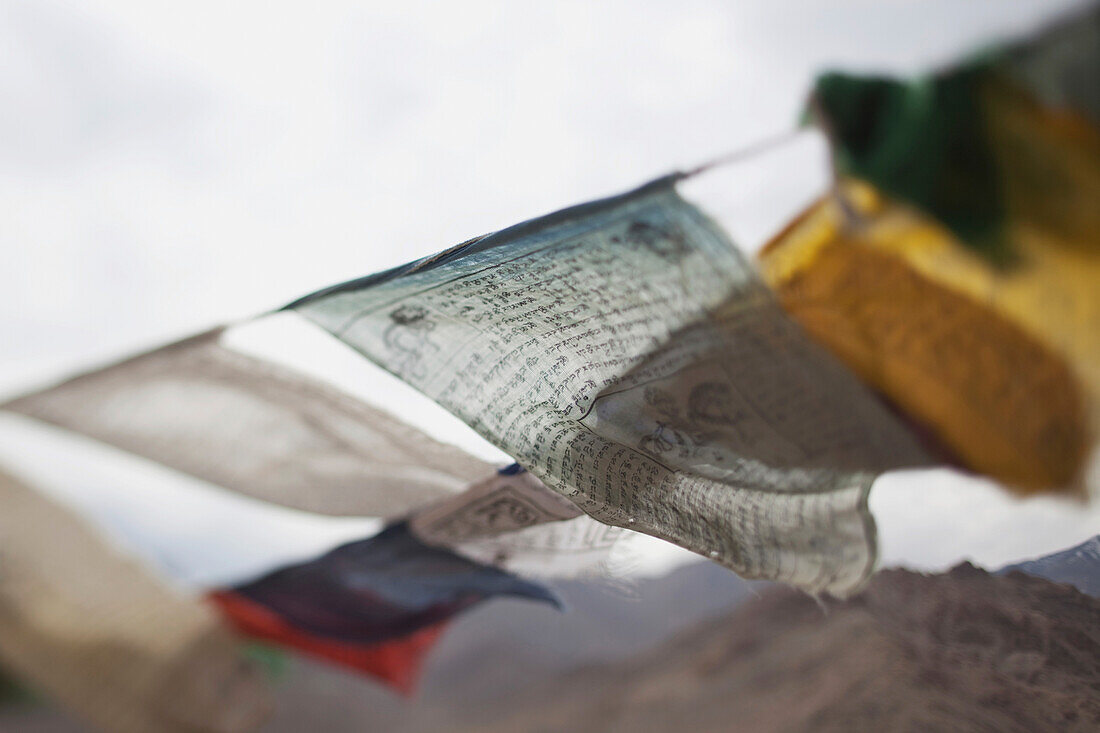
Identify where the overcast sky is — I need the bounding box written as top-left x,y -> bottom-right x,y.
1,0 -> 1096,586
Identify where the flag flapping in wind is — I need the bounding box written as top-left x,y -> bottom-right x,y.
768,4 -> 1100,494
810,5 -> 1100,265
408,465 -> 626,578
210,519 -> 560,693
3,328 -> 492,518
210,592 -> 448,697
757,181 -> 1095,494
286,176 -> 934,596
2,7 -> 1096,733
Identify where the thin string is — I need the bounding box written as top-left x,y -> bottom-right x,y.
679,127 -> 808,179
805,92 -> 863,230
678,108 -> 866,232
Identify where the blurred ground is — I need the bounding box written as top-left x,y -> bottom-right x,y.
0,559 -> 759,732
474,566 -> 1100,733
4,556 -> 1097,732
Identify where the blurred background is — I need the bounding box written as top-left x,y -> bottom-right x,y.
1,1 -> 1098,731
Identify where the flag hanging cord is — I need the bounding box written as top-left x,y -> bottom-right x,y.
678,115 -> 864,231
679,127 -> 808,180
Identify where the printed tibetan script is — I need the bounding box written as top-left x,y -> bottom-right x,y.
290,176 -> 933,595
410,468 -> 624,577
